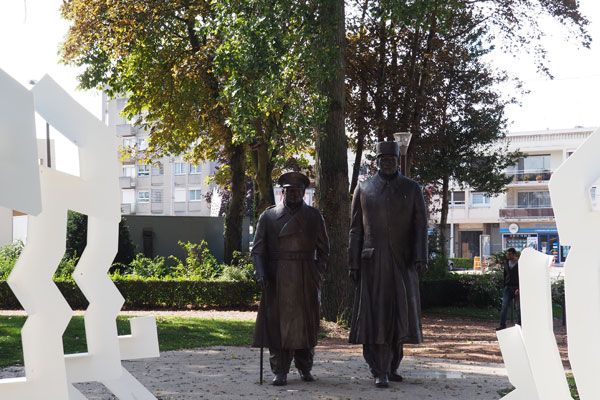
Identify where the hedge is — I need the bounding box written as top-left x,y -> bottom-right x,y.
0,280 -> 260,310
0,274 -> 557,311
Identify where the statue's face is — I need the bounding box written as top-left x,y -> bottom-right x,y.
283,186 -> 305,207
377,154 -> 399,175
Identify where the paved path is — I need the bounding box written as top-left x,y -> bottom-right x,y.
1,346 -> 511,399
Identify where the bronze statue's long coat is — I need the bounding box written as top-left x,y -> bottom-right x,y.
349,173 -> 428,345
252,202 -> 329,349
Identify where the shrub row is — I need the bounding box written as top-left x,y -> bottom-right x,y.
0,275 -> 564,311
0,279 -> 260,310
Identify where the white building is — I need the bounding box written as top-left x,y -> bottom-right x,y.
102,94 -> 218,216
444,127 -> 595,263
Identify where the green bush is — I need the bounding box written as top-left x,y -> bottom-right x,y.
125,254 -> 168,278
552,278 -> 565,307
0,279 -> 260,310
54,253 -> 80,280
449,258 -> 474,270
218,251 -> 254,282
456,267 -> 503,309
169,240 -> 224,280
0,241 -> 23,279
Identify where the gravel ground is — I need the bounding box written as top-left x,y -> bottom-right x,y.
0,310 -> 521,399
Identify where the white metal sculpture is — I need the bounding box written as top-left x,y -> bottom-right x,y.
549,128 -> 600,400
499,127 -> 600,400
497,248 -> 570,399
0,69 -> 159,399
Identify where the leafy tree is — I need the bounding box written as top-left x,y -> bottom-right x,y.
65,211 -> 136,267
60,0 -> 328,262
345,0 -> 590,258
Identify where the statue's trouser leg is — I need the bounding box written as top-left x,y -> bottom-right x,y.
269,348 -> 294,374
293,348 -> 314,372
363,344 -> 392,377
390,343 -> 404,373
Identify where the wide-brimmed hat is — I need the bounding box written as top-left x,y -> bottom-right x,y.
376,141 -> 399,158
277,171 -> 310,188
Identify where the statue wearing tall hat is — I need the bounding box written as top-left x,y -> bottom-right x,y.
348,140 -> 428,388
251,171 -> 330,386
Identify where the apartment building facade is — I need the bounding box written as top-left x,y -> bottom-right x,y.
102,94 -> 217,217
444,127 -> 595,264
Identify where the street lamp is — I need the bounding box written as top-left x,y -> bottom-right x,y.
393,132 -> 412,176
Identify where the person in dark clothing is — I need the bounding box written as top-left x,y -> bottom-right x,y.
251,171 -> 330,386
348,141 -> 428,388
497,248 -> 520,330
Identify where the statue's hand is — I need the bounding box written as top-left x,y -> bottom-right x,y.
349,269 -> 360,284
415,262 -> 428,276
257,276 -> 268,290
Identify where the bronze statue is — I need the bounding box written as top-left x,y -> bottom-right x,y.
251,171 -> 330,386
348,141 -> 428,388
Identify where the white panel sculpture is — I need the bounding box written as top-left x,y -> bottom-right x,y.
0,68 -> 70,399
549,128 -> 600,400
497,248 -> 570,399
0,68 -> 41,215
0,69 -> 159,400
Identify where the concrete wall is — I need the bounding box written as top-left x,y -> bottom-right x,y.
123,215 -> 250,264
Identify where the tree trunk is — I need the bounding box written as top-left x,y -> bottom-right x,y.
315,0 -> 351,323
253,142 -> 275,216
439,175 -> 450,259
350,82 -> 368,194
224,142 -> 247,264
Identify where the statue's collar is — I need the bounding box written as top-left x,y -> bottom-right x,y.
275,201 -> 306,219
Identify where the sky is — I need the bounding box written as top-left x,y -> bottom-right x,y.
1,0 -> 600,174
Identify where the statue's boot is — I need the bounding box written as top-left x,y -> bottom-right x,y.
375,374 -> 389,388
299,370 -> 315,382
272,373 -> 287,386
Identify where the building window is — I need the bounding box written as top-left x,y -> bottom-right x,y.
138,164 -> 150,176
450,191 -> 465,206
189,164 -> 202,174
174,188 -> 186,202
517,191 -> 551,208
470,192 -> 490,207
152,162 -> 164,176
175,162 -> 187,175
189,189 -> 202,201
122,166 -> 135,177
122,189 -> 135,204
151,189 -> 163,203
123,137 -> 136,148
137,137 -> 148,151
511,154 -> 551,174
137,191 -> 150,203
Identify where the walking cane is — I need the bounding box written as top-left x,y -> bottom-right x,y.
259,279 -> 267,385
260,346 -> 264,385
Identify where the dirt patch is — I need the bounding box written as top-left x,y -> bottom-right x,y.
319,314 -> 569,367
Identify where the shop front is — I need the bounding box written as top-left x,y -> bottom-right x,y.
500,222 -> 569,264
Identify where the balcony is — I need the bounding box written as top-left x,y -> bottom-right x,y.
507,169 -> 553,186
119,176 -> 135,188
120,203 -> 135,214
499,206 -> 554,220
116,123 -> 134,137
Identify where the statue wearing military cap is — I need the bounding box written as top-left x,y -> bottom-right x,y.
251,171 -> 330,386
348,140 -> 428,388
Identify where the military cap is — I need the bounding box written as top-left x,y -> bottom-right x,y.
376,141 -> 399,158
278,171 -> 310,188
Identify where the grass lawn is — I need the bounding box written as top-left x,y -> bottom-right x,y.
0,315 -> 254,369
424,304 -> 564,322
